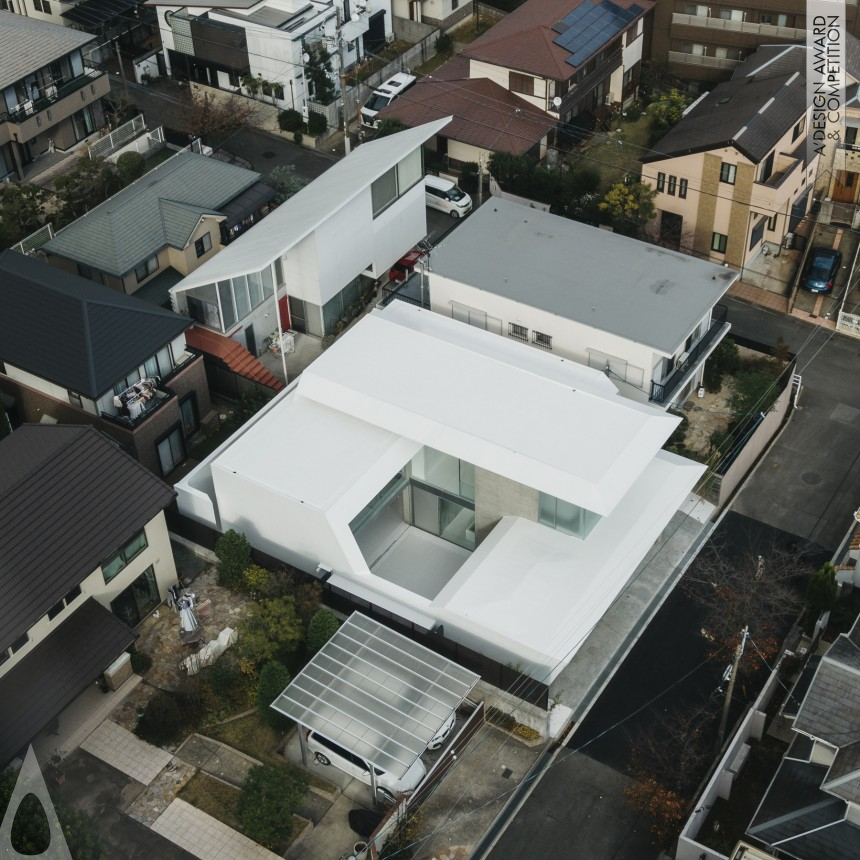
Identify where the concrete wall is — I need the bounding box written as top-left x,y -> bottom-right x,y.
473,467 -> 538,543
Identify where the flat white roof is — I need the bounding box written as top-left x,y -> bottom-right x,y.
429,198 -> 739,355
172,119 -> 450,290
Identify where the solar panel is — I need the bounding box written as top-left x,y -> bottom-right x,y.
553,0 -> 646,68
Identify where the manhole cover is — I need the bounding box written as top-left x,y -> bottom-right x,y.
262,150 -> 276,158
802,472 -> 821,485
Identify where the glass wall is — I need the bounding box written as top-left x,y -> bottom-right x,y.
182,262 -> 277,332
538,493 -> 601,540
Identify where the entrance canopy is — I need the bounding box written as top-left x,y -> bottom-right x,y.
271,612 -> 479,778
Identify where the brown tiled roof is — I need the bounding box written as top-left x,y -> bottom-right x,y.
463,0 -> 652,80
185,326 -> 284,391
378,60 -> 556,156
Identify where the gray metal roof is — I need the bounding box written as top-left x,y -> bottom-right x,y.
0,598 -> 136,764
733,37 -> 860,84
428,198 -> 737,355
0,10 -> 97,92
272,612 -> 479,778
794,635 -> 860,746
643,73 -> 806,165
44,152 -> 260,277
0,425 -> 175,652
0,250 -> 190,398
823,741 -> 860,804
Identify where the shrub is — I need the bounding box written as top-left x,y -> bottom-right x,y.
129,648 -> 153,675
306,607 -> 340,655
256,661 -> 293,730
215,529 -> 253,588
435,33 -> 453,55
703,336 -> 740,392
116,150 -> 146,184
459,162 -> 480,194
237,596 -> 303,666
237,765 -> 307,850
293,130 -> 303,145
243,563 -> 274,597
278,108 -> 303,132
807,563 -> 838,613
135,691 -> 182,746
306,110 -> 328,136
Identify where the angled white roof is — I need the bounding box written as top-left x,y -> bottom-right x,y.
429,198 -> 739,355
172,120 -> 450,290
212,302 -> 679,517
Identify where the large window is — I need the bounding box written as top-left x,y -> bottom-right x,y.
711,232 -> 728,253
509,72 -> 535,96
135,255 -> 159,282
102,529 -> 148,583
371,147 -> 423,217
538,494 -> 600,539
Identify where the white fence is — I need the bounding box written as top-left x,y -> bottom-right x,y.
10,223 -> 54,256
837,309 -> 860,339
106,127 -> 166,163
89,114 -> 146,160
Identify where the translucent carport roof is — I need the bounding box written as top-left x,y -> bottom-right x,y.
271,612 -> 480,779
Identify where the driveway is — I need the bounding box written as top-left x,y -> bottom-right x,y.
792,220 -> 859,320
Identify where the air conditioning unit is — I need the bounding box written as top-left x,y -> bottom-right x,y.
677,351 -> 690,366
386,32 -> 395,44
605,93 -> 615,105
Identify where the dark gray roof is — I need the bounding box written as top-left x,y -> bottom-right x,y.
43,152 -> 260,277
0,250 -> 189,398
0,11 -> 96,92
644,73 -> 806,165
133,265 -> 185,309
733,44 -> 807,80
0,599 -> 135,765
823,741 -> 860,804
780,821 -> 860,860
784,656 -> 822,718
0,425 -> 175,652
428,197 -> 737,355
793,635 -> 860,746
787,732 -> 814,762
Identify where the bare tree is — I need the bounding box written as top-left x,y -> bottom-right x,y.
182,88 -> 259,144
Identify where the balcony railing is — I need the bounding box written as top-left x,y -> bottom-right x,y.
667,50 -> 741,70
650,304 -> 729,405
670,12 -> 806,40
6,66 -> 104,124
100,380 -> 172,430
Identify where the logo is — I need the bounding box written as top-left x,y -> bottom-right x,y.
0,746 -> 72,859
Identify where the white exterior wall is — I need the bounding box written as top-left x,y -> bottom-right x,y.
622,23 -> 644,70
0,512 -> 175,679
4,364 -> 69,402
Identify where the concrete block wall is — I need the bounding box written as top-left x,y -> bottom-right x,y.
474,467 -> 539,543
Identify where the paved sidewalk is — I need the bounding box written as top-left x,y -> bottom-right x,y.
81,719 -> 173,785
152,798 -> 283,860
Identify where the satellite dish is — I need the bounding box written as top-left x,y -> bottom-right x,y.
552,96 -> 562,108
302,52 -> 310,63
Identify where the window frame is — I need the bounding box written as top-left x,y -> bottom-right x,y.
656,172 -> 665,192
508,322 -> 528,342
102,529 -> 149,583
194,232 -> 212,258
667,175 -> 677,196
679,178 -> 688,199
509,71 -> 535,96
719,162 -> 737,185
532,330 -> 552,350
711,232 -> 728,253
134,254 -> 159,283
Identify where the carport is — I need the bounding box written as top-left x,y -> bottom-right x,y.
271,612 -> 479,801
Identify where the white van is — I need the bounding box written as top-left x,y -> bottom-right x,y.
306,729 -> 427,805
424,175 -> 473,218
361,72 -> 416,128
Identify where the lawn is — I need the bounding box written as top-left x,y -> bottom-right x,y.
448,10 -> 505,43
143,146 -> 178,172
414,52 -> 453,76
203,712 -> 287,766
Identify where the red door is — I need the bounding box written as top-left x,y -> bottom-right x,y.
278,295 -> 291,330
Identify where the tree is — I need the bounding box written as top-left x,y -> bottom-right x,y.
727,360 -> 784,425
305,47 -> 335,105
306,607 -> 339,655
256,660 -> 293,730
237,596 -> 303,666
236,765 -> 306,850
703,336 -> 740,392
215,529 -> 253,589
0,183 -> 49,249
807,563 -> 838,613
648,89 -> 692,134
116,150 -> 146,184
624,772 -> 686,843
373,118 -> 407,139
1,769 -> 103,859
134,691 -> 182,745
53,158 -> 121,225
598,178 -> 656,236
182,88 -> 257,143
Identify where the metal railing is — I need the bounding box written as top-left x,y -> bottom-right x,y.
89,114 -> 146,159
7,66 -> 104,123
99,384 -> 172,429
667,50 -> 741,70
650,304 -> 729,405
670,12 -> 805,40
10,223 -> 54,256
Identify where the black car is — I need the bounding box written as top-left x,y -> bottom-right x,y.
801,246 -> 843,293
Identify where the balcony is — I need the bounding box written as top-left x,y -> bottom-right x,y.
100,378 -> 173,430
671,12 -> 806,41
4,66 -> 107,125
667,50 -> 741,70
650,304 -> 730,405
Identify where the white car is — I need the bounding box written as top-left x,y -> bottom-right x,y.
424,175 -> 472,218
360,72 -> 416,128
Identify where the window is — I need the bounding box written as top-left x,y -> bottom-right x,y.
33,0 -> 52,12
533,330 -> 552,350
761,12 -> 791,26
711,232 -> 728,253
759,151 -> 774,184
667,175 -> 677,196
9,632 -> 28,654
180,394 -> 198,436
68,390 -> 82,409
714,46 -> 744,60
792,116 -> 806,141
719,162 -> 736,185
509,72 -> 535,96
102,529 -> 148,583
719,8 -> 743,20
682,43 -> 707,56
623,67 -> 634,88
767,212 -> 778,231
657,172 -> 665,192
135,254 -> 159,282
749,216 -> 766,250
194,232 -> 212,258
684,3 -> 708,14
538,493 -> 601,539
508,322 -> 528,342
679,178 -> 688,199
452,0 -> 458,8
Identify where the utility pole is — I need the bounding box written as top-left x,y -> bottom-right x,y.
336,8 -> 351,155
477,152 -> 485,207
716,625 -> 749,751
113,38 -> 130,105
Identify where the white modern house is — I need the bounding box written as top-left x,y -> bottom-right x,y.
420,198 -> 738,409
148,0 -> 392,112
170,119 -> 444,343
175,301 -> 705,683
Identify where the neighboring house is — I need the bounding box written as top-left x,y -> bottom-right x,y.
0,423 -> 177,764
0,250 -> 214,477
148,0 -> 392,113
43,151 -> 275,307
170,119 -> 448,344
0,10 -> 110,180
641,62 -> 818,272
422,197 -> 737,409
460,0 -> 652,131
376,56 -> 557,165
745,618 -> 860,859
175,300 -> 705,684
390,0 -> 470,31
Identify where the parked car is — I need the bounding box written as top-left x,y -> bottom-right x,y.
800,246 -> 842,293
427,711 -> 456,751
388,250 -> 423,283
306,729 -> 427,804
424,175 -> 472,219
361,73 -> 416,128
